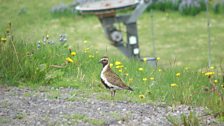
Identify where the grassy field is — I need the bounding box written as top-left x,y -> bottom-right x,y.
1,1 -> 224,67
0,0 -> 224,122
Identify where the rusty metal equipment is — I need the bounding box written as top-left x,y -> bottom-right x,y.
76,0 -> 157,66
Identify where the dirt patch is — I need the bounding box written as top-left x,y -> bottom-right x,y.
0,87 -> 221,126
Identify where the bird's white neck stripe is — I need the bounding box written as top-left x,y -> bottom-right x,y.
102,63 -> 109,73
100,64 -> 121,90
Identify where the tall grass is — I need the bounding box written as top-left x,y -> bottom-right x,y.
0,40 -> 63,85
1,33 -> 223,119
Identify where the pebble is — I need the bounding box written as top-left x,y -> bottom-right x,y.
0,87 -> 221,126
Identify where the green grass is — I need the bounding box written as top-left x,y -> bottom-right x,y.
0,0 -> 224,122
64,114 -> 105,125
167,112 -> 200,126
0,116 -> 11,124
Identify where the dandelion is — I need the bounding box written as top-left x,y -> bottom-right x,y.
66,57 -> 73,63
214,80 -> 218,84
83,40 -> 88,43
1,37 -> 7,43
116,65 -> 124,69
210,66 -> 215,70
138,67 -> 144,71
143,78 -> 147,81
156,57 -> 160,61
88,55 -> 94,58
139,94 -> 145,99
118,69 -> 122,73
115,61 -> 122,66
71,52 -> 76,56
149,77 -> 154,81
143,58 -> 147,62
170,83 -> 177,87
205,72 -> 215,76
110,63 -> 113,67
176,72 -> 181,77
46,34 -> 49,39
184,67 -> 189,70
84,48 -> 90,53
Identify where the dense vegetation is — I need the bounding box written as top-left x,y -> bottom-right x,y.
0,0 -> 224,122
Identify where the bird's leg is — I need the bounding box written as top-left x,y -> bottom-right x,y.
111,90 -> 116,97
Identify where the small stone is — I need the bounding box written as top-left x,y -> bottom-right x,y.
68,121 -> 72,124
118,120 -> 122,124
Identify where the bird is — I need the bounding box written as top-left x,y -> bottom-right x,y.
99,56 -> 133,97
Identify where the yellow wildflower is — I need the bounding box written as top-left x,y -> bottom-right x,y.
1,37 -> 7,42
66,57 -> 73,63
143,58 -> 147,62
116,65 -> 124,69
71,52 -> 76,56
205,72 -> 215,76
170,83 -> 177,87
156,57 -> 160,61
115,61 -> 122,66
176,73 -> 181,77
125,73 -> 129,76
214,80 -> 218,84
110,63 -> 113,67
84,48 -> 90,53
158,69 -> 162,72
210,66 -> 215,70
143,78 -> 147,81
83,40 -> 88,43
184,67 -> 189,70
118,69 -> 122,72
138,67 -> 144,71
150,77 -> 154,81
139,94 -> 145,99
88,55 -> 94,58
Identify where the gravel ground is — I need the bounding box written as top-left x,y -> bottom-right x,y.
0,86 -> 222,126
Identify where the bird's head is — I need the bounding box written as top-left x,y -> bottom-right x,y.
99,56 -> 109,66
